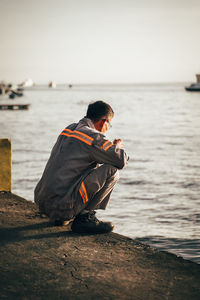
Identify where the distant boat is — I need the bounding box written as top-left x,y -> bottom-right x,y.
19,78 -> 34,87
48,81 -> 56,88
185,74 -> 200,91
0,81 -> 24,98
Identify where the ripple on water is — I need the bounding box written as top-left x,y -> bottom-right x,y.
136,236 -> 200,264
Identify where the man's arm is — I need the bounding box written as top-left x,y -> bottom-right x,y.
90,137 -> 129,169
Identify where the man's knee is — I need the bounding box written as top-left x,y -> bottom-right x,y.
83,164 -> 119,198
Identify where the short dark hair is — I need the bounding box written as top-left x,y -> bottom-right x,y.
86,101 -> 114,122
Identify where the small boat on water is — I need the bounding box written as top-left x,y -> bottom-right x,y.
185,74 -> 200,92
48,81 -> 56,88
0,81 -> 24,98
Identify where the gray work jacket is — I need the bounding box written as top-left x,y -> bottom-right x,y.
34,117 -> 129,220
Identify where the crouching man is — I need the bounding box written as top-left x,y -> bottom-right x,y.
34,101 -> 129,234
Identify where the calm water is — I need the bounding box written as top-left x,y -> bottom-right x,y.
0,83 -> 200,263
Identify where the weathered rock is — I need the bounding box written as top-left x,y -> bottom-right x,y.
0,192 -> 200,300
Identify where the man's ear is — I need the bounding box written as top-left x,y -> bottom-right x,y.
93,119 -> 103,132
100,119 -> 105,126
97,119 -> 103,131
100,119 -> 107,130
94,119 -> 107,132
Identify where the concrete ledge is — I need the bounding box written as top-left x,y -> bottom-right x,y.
0,139 -> 11,191
0,192 -> 200,300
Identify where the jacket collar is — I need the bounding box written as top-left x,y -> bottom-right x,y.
78,117 -> 96,129
77,117 -> 106,137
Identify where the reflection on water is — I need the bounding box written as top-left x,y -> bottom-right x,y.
137,237 -> 200,264
0,83 -> 200,263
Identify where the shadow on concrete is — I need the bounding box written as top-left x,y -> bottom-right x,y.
0,222 -> 78,245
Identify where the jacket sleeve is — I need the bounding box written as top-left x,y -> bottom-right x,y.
90,137 -> 129,169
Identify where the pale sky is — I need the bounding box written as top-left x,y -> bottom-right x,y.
0,0 -> 200,84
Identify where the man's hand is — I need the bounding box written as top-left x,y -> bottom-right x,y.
113,139 -> 123,148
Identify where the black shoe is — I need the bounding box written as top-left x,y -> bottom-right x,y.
71,211 -> 114,234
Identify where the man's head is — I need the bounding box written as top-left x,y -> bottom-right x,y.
86,101 -> 114,133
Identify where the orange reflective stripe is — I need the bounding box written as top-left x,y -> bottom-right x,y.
79,187 -> 86,204
73,130 -> 93,141
101,140 -> 110,149
81,181 -> 88,202
101,140 -> 113,151
61,128 -> 94,146
64,129 -> 72,133
79,181 -> 88,204
104,142 -> 113,151
64,129 -> 94,141
60,132 -> 92,146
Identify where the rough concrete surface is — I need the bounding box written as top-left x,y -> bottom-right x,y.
0,192 -> 199,300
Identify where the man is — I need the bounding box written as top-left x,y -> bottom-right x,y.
34,101 -> 129,234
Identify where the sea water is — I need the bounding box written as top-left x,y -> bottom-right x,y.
0,83 -> 200,263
